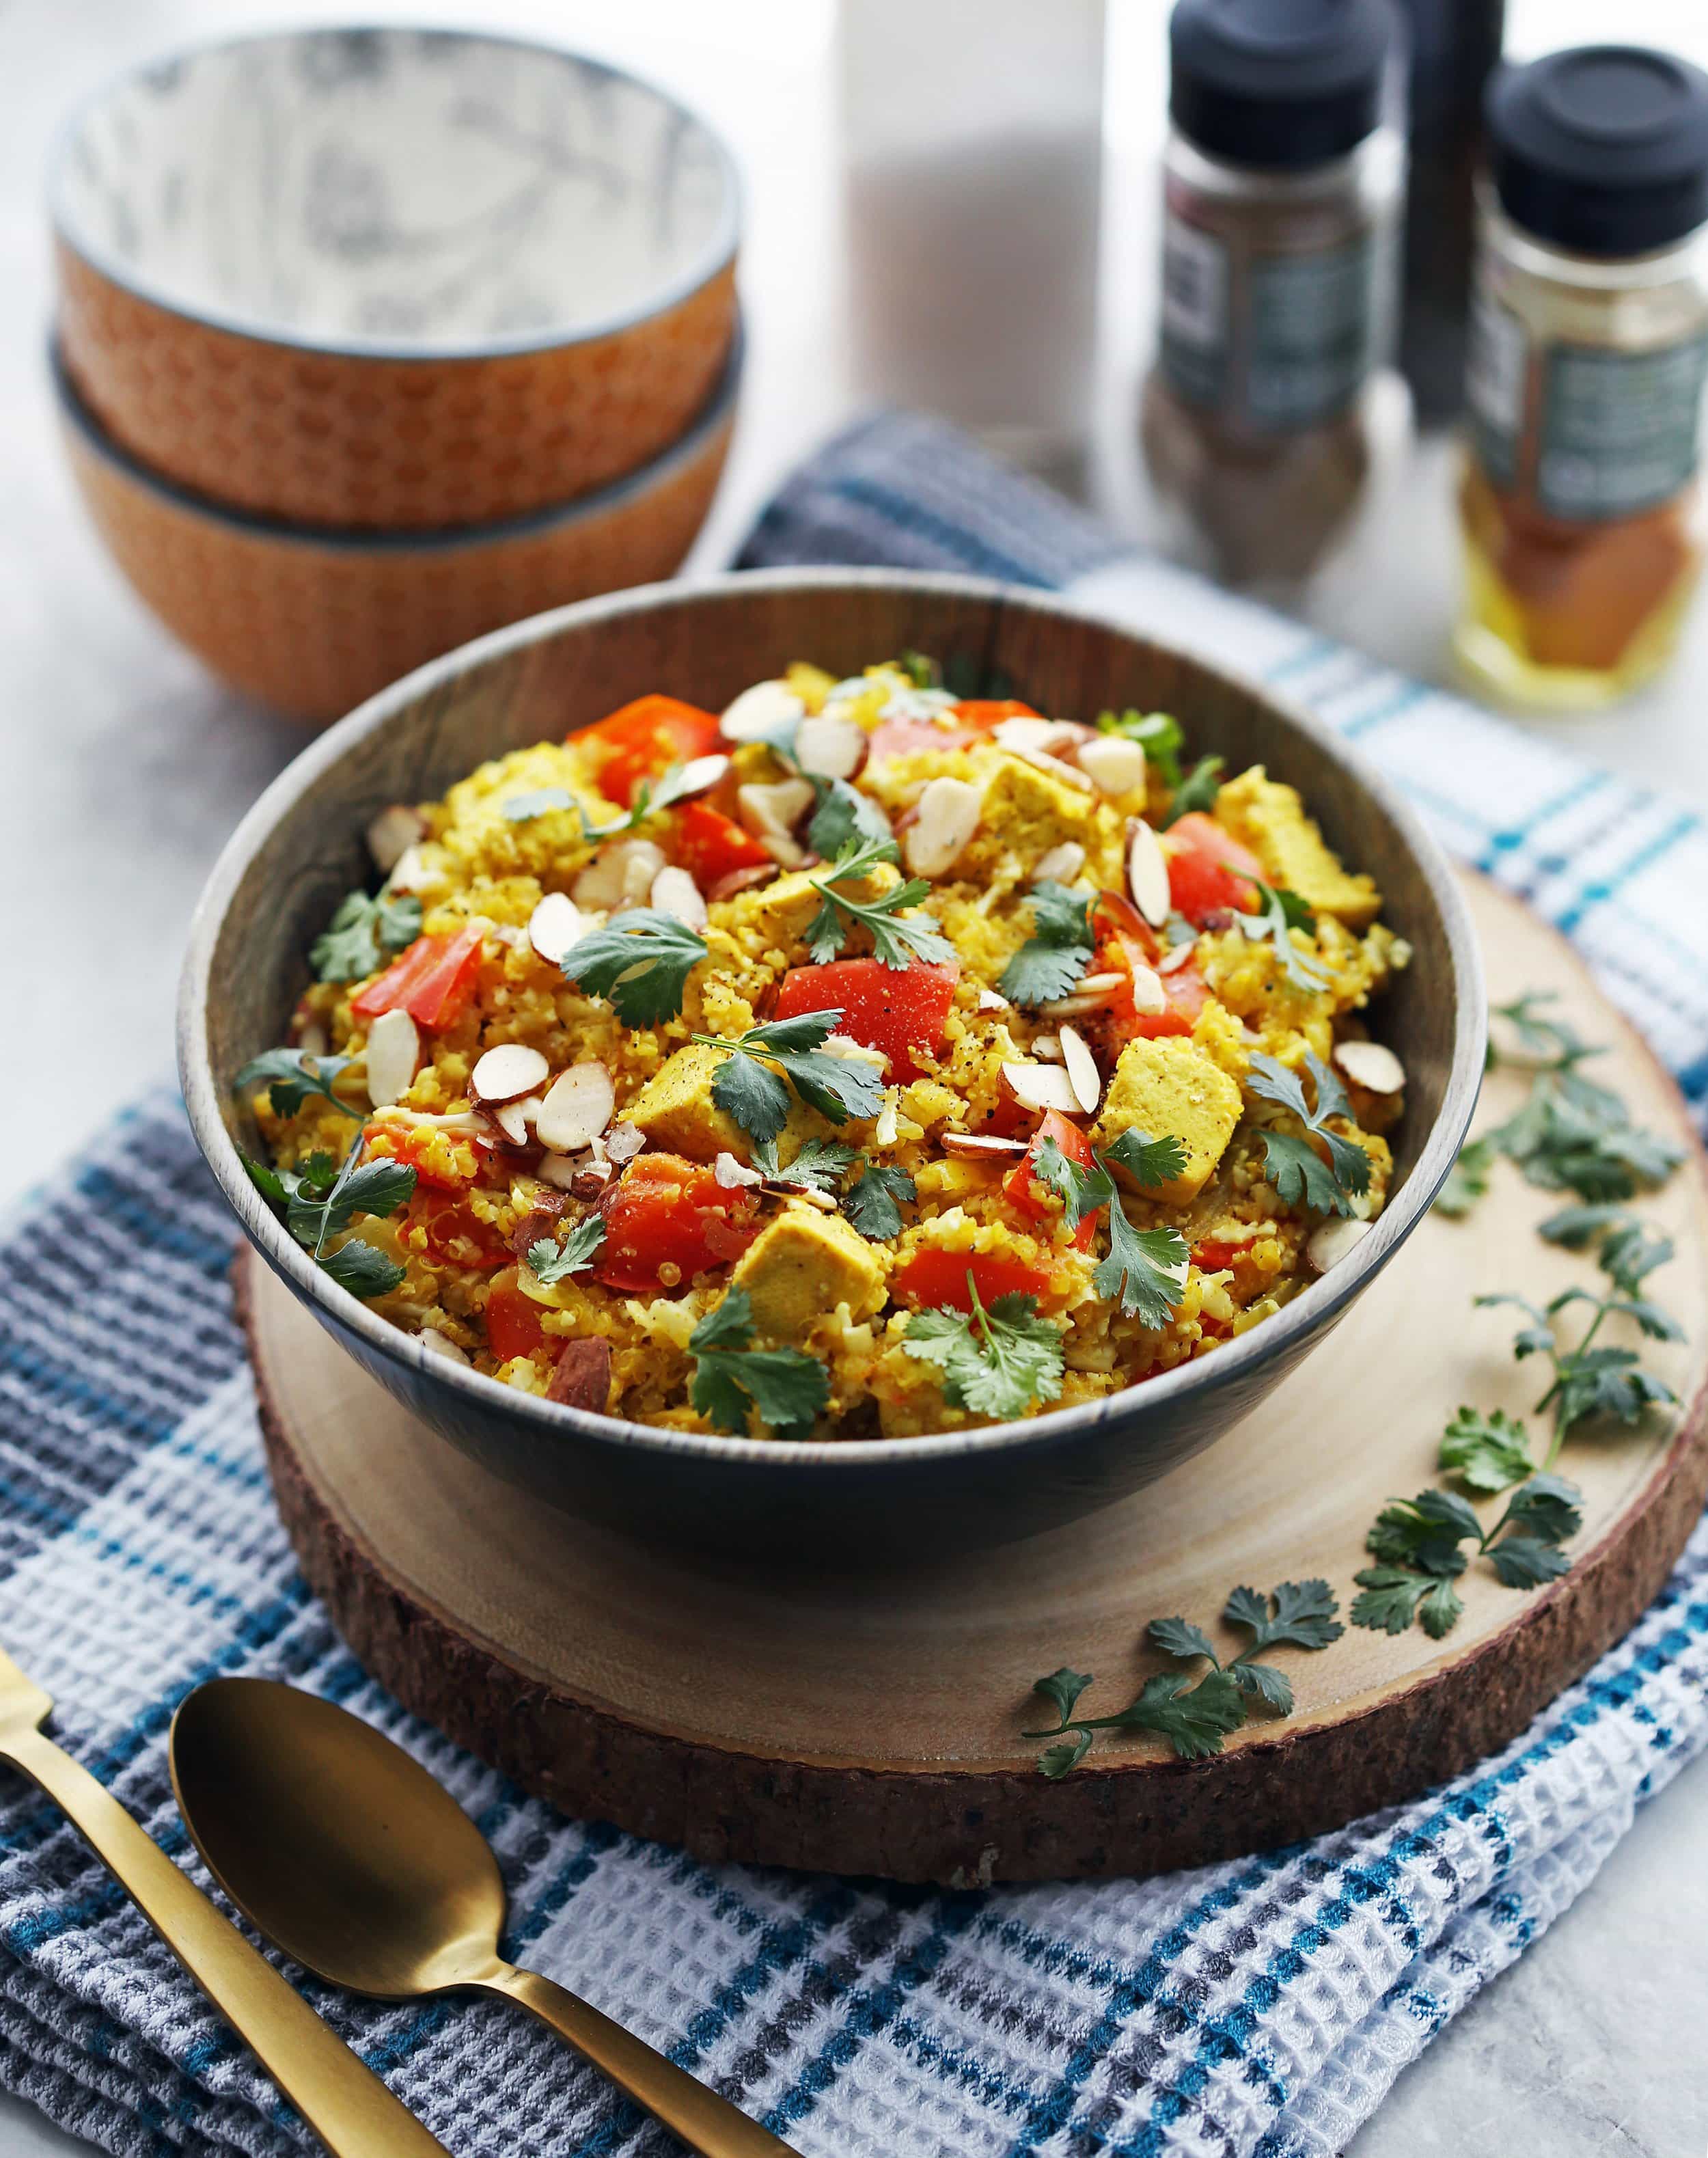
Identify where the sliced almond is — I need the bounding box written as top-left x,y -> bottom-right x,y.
547,1337 -> 614,1410
714,1151 -> 766,1189
419,1330 -> 471,1367
1036,994 -> 1116,1019
572,836 -> 666,911
534,1063 -> 616,1153
363,1007 -> 419,1109
537,1151 -> 583,1191
941,1132 -> 1028,1158
1032,841 -> 1086,886
793,713 -> 867,780
471,1043 -> 549,1105
1031,1033 -> 1064,1061
1157,941 -> 1198,975
737,778 -> 816,867
1001,1060 -> 1084,1115
1334,1040 -> 1406,1095
486,1098 -> 532,1147
992,715 -> 1067,756
874,1087 -> 901,1147
528,891 -> 589,966
1127,819 -> 1171,929
650,864 -> 708,931
385,843 -> 443,897
706,863 -> 775,903
366,803 -> 427,875
671,752 -> 730,799
1075,970 -> 1126,995
1076,736 -> 1148,797
903,776 -> 982,879
976,987 -> 1010,1013
1059,1025 -> 1103,1115
297,1020 -> 330,1060
1124,962 -> 1166,1017
721,679 -> 806,744
370,1108 -> 486,1134
604,1121 -> 646,1164
1306,1217 -> 1373,1274
1018,746 -> 1096,793
793,1187 -> 840,1213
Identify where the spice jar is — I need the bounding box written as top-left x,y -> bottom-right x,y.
1142,0 -> 1405,587
1457,46 -> 1708,709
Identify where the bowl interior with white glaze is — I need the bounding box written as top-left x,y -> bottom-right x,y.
180,571 -> 1485,1557
53,27 -> 740,353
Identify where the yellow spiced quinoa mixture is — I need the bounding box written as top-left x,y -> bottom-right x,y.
239,659 -> 1408,1438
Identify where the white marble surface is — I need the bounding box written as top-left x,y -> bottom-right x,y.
1,1 -> 1704,2153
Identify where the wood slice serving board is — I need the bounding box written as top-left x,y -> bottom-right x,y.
240,877 -> 1708,1884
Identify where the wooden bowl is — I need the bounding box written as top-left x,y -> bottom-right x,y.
178,572 -> 1485,1559
54,336 -> 739,725
51,27 -> 739,530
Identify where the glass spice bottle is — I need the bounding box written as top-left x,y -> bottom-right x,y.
1142,0 -> 1405,588
1457,46 -> 1708,709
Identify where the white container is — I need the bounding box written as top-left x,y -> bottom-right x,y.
839,0 -> 1106,476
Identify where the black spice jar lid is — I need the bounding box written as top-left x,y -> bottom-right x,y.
1169,0 -> 1396,170
1487,46 -> 1708,258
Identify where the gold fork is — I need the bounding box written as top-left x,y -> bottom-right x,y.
0,1643 -> 450,2157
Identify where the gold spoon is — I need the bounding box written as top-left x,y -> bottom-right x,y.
169,1677 -> 803,2158
0,1643 -> 450,2157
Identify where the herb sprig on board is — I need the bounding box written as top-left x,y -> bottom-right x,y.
1351,1473 -> 1584,1638
1025,1581 -> 1345,1775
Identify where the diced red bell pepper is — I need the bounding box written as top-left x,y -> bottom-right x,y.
868,718 -> 980,764
594,1153 -> 757,1295
362,1121 -> 474,1194
1192,1238 -> 1252,1274
416,1192 -> 509,1271
951,700 -> 1041,728
1004,1110 -> 1097,1249
350,925 -> 486,1030
773,958 -> 959,1082
486,1271 -> 547,1362
571,694 -> 722,806
891,1248 -> 1055,1312
1101,935 -> 1207,1042
673,799 -> 773,886
1164,812 -> 1264,925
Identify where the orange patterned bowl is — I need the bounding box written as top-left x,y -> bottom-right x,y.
54,331 -> 741,726
51,27 -> 740,530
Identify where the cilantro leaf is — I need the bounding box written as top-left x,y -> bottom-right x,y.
309,888 -> 423,984
1248,1051 -> 1370,1218
1231,1660 -> 1295,1714
1111,1669 -> 1247,1760
562,910 -> 708,1026
842,1160 -> 915,1240
1502,1471 -> 1584,1547
1435,1134 -> 1497,1218
1224,1579 -> 1345,1654
706,1052 -> 791,1145
1103,1127 -> 1189,1188
1487,1538 -> 1571,1589
1365,1488 -> 1479,1574
903,1279 -> 1065,1421
803,836 -> 954,970
1162,755 -> 1225,827
1032,1667 -> 1094,1724
525,1214 -> 606,1285
234,1048 -> 361,1119
750,1136 -> 859,1194
1095,708 -> 1182,787
318,1240 -> 407,1300
997,881 -> 1094,1009
239,1151 -> 289,1207
1038,1731 -> 1094,1779
1148,1617 -> 1219,1665
1438,1406 -> 1536,1494
1235,883 -> 1331,992
285,1156 -> 415,1249
1097,1210 -> 1189,1329
503,787 -> 576,822
687,1287 -> 830,1438
697,1011 -> 885,1142
808,778 -> 894,860
1351,1566 -> 1464,1638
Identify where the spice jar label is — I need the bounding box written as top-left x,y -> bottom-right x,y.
1159,212 -> 1231,407
1465,290 -> 1528,489
1535,337 -> 1708,521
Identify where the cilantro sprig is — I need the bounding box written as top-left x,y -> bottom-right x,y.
1025,1579 -> 1343,1774
561,909 -> 708,1026
1351,1473 -> 1584,1637
1235,883 -> 1330,992
309,888 -> 422,984
1094,709 -> 1182,786
997,881 -> 1094,1009
693,1011 -> 885,1144
749,1136 -> 859,1195
234,1048 -> 361,1120
1034,1131 -> 1191,1326
688,1287 -> 830,1438
903,1274 -> 1065,1421
1163,756 -> 1225,827
1437,1406 -> 1537,1494
525,1214 -> 607,1285
808,778 -> 894,860
240,1136 -> 413,1300
1247,1052 -> 1370,1218
842,1160 -> 916,1240
802,835 -> 954,970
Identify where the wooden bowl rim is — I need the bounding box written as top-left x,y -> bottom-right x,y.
178,568 -> 1487,1474
48,24 -> 742,364
49,327 -> 744,550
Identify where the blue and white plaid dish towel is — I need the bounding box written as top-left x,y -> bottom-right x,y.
2,415 -> 1706,2158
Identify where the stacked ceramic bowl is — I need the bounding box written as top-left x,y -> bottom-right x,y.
50,27 -> 743,724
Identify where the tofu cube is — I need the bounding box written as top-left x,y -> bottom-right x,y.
1215,766 -> 1381,929
622,1043 -> 749,1162
728,1207 -> 889,1342
1095,1037 -> 1243,1205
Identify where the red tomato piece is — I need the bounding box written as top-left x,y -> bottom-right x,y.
1164,812 -> 1264,925
673,800 -> 773,886
1004,1110 -> 1097,1250
362,1121 -> 473,1194
486,1272 -> 547,1363
350,925 -> 486,1030
951,700 -> 1041,728
573,694 -> 721,806
1192,1238 -> 1251,1274
773,958 -> 959,1081
1101,936 -> 1207,1042
417,1193 -> 509,1272
891,1248 -> 1055,1312
594,1154 -> 757,1296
